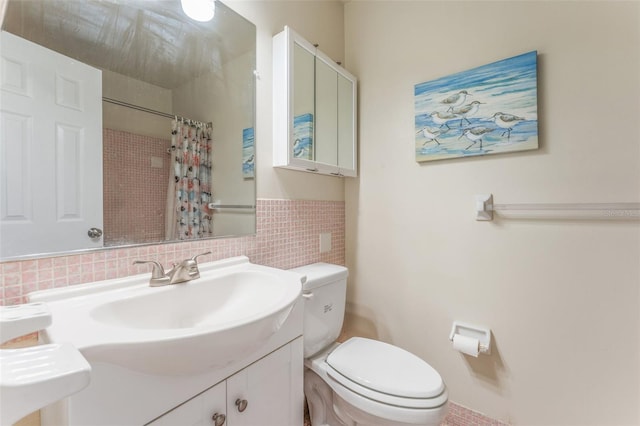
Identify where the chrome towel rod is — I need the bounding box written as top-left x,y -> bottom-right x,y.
476,194 -> 640,221
208,203 -> 255,210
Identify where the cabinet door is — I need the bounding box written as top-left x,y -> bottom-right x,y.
314,56 -> 338,169
148,382 -> 226,426
226,338 -> 303,426
292,41 -> 316,163
337,73 -> 356,175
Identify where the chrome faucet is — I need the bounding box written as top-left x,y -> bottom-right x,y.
132,260 -> 169,286
166,251 -> 212,284
134,251 -> 212,287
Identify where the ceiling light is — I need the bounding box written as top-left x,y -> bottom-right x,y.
181,0 -> 215,22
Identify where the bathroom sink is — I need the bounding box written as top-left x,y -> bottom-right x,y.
28,257 -> 302,375
91,270 -> 296,330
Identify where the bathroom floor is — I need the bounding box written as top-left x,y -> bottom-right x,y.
303,404 -> 503,426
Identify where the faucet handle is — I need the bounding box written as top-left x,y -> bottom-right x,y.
176,251 -> 212,282
190,251 -> 212,264
133,260 -> 166,279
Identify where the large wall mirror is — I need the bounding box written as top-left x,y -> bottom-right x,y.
0,0 -> 256,260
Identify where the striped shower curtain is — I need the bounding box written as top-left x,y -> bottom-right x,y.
165,118 -> 213,240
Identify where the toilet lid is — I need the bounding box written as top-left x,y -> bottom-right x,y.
326,337 -> 444,399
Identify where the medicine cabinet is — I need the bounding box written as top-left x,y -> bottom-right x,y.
273,26 -> 357,177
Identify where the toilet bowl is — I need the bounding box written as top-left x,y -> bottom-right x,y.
292,263 -> 448,426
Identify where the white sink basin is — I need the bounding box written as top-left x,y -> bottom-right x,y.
29,257 -> 302,375
91,270 -> 296,330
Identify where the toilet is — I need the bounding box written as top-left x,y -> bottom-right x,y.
292,263 -> 448,426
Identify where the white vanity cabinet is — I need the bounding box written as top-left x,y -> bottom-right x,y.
34,257 -> 305,426
148,382 -> 226,426
273,26 -> 357,177
227,336 -> 302,426
147,337 -> 303,426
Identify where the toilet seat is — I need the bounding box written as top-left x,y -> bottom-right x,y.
324,337 -> 447,409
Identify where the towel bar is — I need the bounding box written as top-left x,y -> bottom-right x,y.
476,194 -> 640,221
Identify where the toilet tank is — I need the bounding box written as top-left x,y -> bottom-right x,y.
290,263 -> 348,358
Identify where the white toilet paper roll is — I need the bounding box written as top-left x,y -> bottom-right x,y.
452,334 -> 479,357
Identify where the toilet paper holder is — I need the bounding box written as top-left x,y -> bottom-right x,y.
449,321 -> 491,355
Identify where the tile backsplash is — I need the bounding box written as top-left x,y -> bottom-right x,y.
0,199 -> 345,306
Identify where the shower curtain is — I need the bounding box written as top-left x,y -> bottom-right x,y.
165,118 -> 213,240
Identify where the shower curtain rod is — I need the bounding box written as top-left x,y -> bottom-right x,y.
102,97 -> 212,126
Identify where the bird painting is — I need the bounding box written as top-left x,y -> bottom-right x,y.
459,127 -> 494,150
293,113 -> 314,160
440,90 -> 469,111
451,101 -> 483,127
489,112 -> 525,141
416,127 -> 449,145
242,127 -> 255,178
414,51 -> 538,162
440,90 -> 470,112
293,138 -> 304,157
429,111 -> 458,129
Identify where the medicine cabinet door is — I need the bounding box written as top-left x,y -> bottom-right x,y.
337,73 -> 356,176
337,74 -> 357,176
314,55 -> 338,172
291,41 -> 315,166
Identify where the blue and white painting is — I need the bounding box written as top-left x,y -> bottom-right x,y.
242,127 -> 255,179
415,51 -> 538,162
293,113 -> 314,160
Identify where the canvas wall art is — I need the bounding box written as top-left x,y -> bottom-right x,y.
242,127 -> 255,179
293,113 -> 314,160
414,51 -> 538,162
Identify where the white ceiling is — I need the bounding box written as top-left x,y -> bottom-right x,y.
2,0 -> 255,89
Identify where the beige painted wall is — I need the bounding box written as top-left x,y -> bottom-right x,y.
102,70 -> 172,139
225,0 -> 346,201
344,1 -> 640,425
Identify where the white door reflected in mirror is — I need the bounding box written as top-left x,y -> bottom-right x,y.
0,32 -> 104,259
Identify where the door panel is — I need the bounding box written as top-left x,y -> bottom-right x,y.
147,382 -> 226,426
227,339 -> 303,426
314,57 -> 338,167
337,74 -> 355,172
0,31 -> 103,258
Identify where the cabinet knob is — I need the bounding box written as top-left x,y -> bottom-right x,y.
235,398 -> 248,413
211,413 -> 226,425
